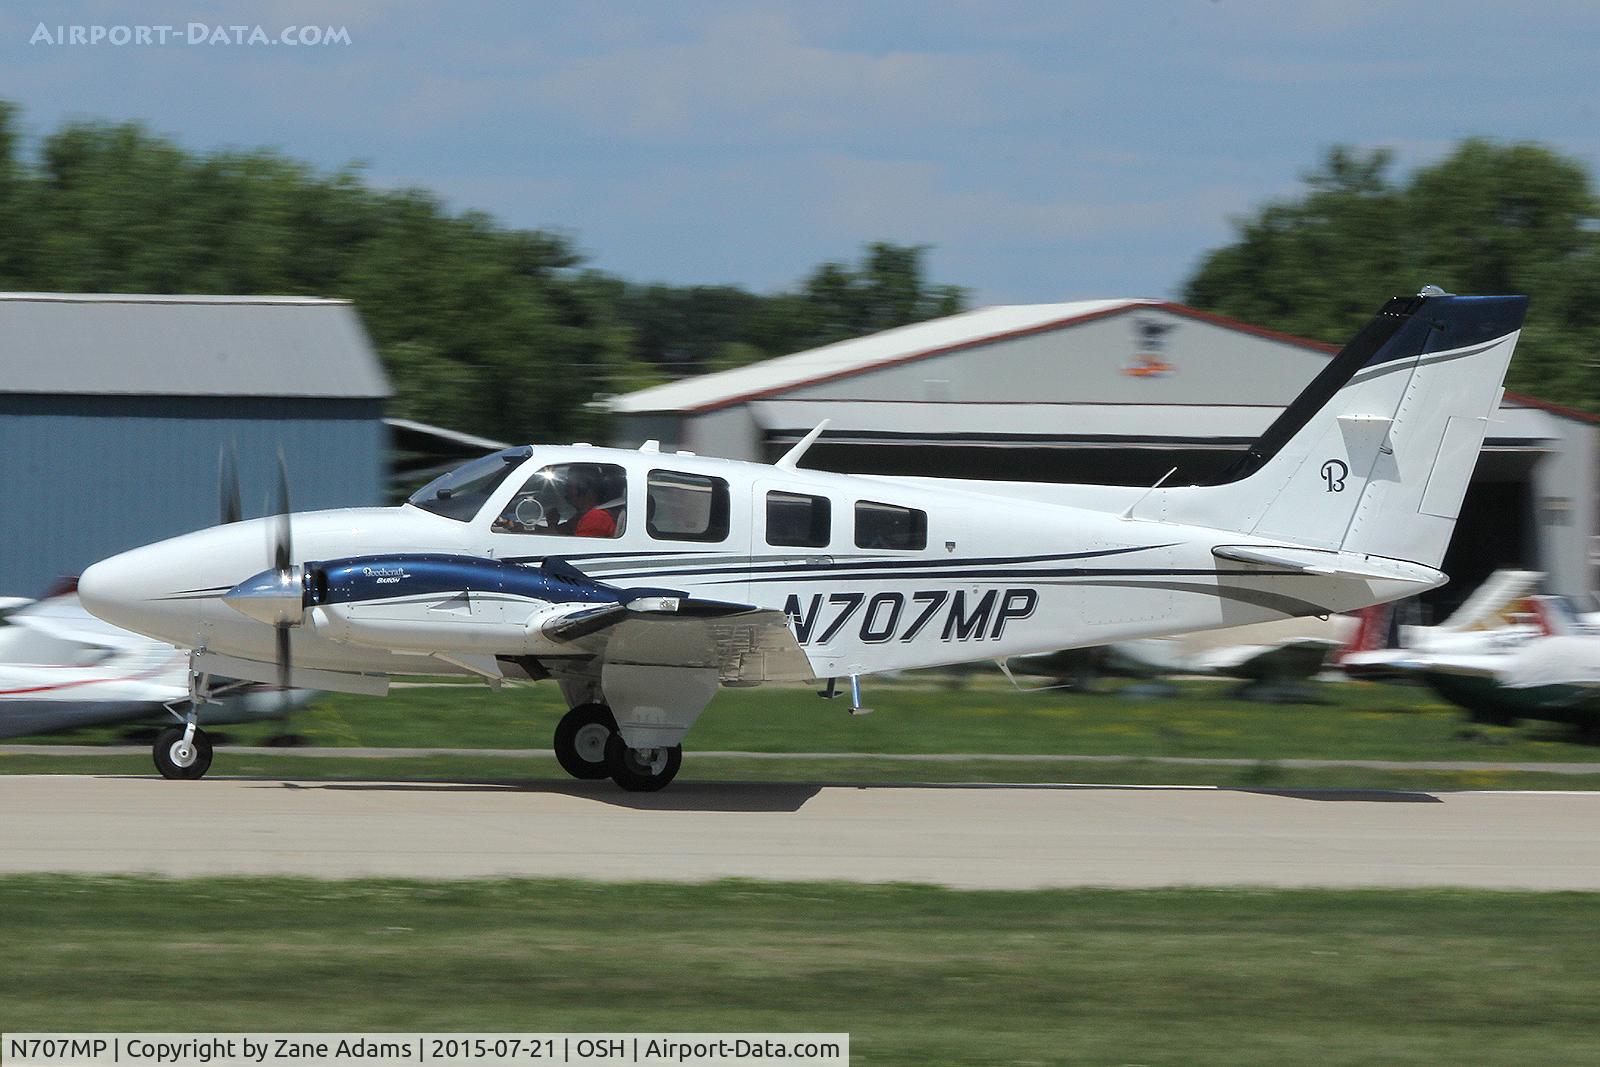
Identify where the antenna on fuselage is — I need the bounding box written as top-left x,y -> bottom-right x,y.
1121,466 -> 1178,521
775,419 -> 831,471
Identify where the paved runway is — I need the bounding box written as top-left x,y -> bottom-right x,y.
3,775 -> 1599,890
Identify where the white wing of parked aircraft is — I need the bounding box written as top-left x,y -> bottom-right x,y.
0,592 -> 192,738
0,591 -> 311,740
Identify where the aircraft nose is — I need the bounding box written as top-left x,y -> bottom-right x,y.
79,549 -> 163,634
79,540 -> 211,641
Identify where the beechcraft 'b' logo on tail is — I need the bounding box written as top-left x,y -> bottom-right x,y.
1321,459 -> 1348,492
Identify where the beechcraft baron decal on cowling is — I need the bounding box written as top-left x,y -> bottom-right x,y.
80,289 -> 1527,790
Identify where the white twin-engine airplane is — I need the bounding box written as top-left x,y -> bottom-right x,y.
80,289 -> 1527,790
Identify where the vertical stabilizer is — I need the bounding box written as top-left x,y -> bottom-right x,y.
1168,291 -> 1526,570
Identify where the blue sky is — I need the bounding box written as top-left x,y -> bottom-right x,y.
2,1 -> 1598,304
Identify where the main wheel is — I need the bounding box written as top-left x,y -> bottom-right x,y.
152,726 -> 213,780
554,703 -> 618,780
604,732 -> 682,792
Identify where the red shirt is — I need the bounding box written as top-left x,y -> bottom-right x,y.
575,507 -> 616,538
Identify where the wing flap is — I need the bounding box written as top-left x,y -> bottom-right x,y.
602,609 -> 815,684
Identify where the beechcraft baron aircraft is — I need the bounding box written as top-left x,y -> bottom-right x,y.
80,288 -> 1527,790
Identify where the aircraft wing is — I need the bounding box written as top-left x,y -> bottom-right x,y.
6,594 -> 160,653
1340,649 -> 1503,679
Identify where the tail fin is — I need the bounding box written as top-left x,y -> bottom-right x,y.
1175,289 -> 1526,568
1435,569 -> 1544,632
1527,595 -> 1580,637
1337,603 -> 1398,663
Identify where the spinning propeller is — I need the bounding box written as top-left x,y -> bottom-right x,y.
219,443 -> 243,525
219,449 -> 306,741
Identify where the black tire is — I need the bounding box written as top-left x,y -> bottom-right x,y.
604,731 -> 682,792
554,703 -> 617,780
152,726 -> 214,780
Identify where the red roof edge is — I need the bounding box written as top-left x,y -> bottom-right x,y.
1501,389 -> 1599,424
1152,302 -> 1339,354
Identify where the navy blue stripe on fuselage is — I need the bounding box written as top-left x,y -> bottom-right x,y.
591,544 -> 1180,584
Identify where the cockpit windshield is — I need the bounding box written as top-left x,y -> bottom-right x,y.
405,446 -> 532,522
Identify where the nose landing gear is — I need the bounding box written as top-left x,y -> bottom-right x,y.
153,722 -> 213,779
151,654 -> 230,780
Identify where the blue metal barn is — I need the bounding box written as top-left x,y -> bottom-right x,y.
0,293 -> 391,598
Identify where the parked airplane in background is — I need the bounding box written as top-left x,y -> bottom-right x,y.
1341,569 -> 1600,728
1340,569 -> 1548,678
1012,614 -> 1358,701
79,289 -> 1527,789
0,583 -> 310,740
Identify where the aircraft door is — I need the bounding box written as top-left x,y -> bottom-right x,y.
752,481 -> 835,614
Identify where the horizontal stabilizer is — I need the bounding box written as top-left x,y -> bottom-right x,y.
1212,545 -> 1440,586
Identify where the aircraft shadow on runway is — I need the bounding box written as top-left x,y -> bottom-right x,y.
260,778 -> 826,812
1239,788 -> 1443,803
234,777 -> 1444,808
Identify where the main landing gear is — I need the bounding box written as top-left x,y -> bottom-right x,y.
553,702 -> 682,792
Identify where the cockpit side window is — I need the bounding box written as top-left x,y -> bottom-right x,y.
492,463 -> 627,538
406,447 -> 532,522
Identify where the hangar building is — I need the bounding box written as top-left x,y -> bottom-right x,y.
610,299 -> 1598,611
0,293 -> 390,598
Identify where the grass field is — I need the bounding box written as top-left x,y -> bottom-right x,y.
10,676 -> 1600,765
3,876 -> 1598,1066
8,676 -> 1600,792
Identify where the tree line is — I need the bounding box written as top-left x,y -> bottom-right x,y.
0,102 -> 964,444
3,99 -> 1597,434
1184,140 -> 1600,414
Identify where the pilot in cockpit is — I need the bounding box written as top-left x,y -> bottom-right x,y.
567,466 -> 625,537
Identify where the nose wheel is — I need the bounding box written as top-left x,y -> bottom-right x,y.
553,703 -> 619,780
153,724 -> 213,779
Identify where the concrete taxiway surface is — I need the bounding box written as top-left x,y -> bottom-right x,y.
3,775 -> 1598,890
10,745 -> 1600,773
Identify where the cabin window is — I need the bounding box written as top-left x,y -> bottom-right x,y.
491,463 -> 627,538
855,500 -> 927,551
648,470 -> 730,542
766,491 -> 831,548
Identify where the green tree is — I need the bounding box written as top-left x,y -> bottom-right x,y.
1185,139 -> 1600,412
604,243 -> 967,376
0,103 -> 969,439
